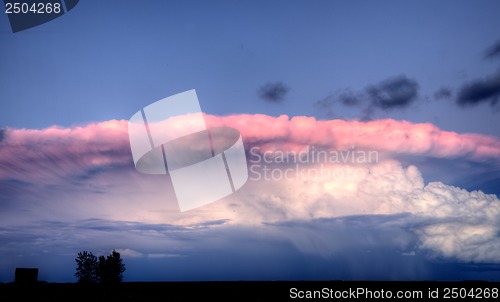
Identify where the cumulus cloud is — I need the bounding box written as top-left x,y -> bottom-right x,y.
456,70 -> 500,108
225,160 -> 500,262
3,115 -> 499,188
407,183 -> 500,263
257,82 -> 289,103
1,115 -> 500,265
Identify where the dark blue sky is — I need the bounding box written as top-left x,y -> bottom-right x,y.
1,0 -> 500,283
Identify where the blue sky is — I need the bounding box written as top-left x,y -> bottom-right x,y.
1,0 -> 500,282
1,0 -> 500,133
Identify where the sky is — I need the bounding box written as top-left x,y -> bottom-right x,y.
0,0 -> 500,282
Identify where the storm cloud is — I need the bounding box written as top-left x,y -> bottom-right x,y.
456,70 -> 500,107
258,82 -> 289,103
1,115 -> 500,283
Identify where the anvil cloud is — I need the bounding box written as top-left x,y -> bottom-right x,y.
2,114 -> 498,184
1,114 -> 499,268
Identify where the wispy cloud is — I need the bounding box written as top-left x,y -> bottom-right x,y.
484,39 -> 500,60
434,87 -> 453,100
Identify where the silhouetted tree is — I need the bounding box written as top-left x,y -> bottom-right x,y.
75,250 -> 125,284
75,251 -> 98,283
96,255 -> 108,284
100,250 -> 125,283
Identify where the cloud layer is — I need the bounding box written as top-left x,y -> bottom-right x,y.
2,114 -> 499,187
0,120 -> 131,183
204,114 -> 500,163
1,115 -> 500,268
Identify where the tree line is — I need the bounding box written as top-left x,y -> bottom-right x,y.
75,250 -> 125,284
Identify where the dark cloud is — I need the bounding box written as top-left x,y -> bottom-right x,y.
366,75 -> 419,110
315,89 -> 366,116
484,40 -> 500,60
5,215 -> 499,282
314,90 -> 364,119
338,90 -> 364,107
0,128 -> 5,143
258,82 -> 289,103
456,70 -> 500,107
315,75 -> 419,120
434,87 -> 452,100
314,93 -> 353,119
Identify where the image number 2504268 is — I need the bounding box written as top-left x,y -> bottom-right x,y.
3,0 -> 79,33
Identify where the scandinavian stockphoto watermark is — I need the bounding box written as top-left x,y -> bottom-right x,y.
128,90 -> 379,211
248,145 -> 379,181
128,90 -> 248,212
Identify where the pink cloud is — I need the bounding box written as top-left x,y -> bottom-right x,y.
0,120 -> 131,181
0,115 -> 498,183
205,114 -> 500,162
1,116 -> 499,263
